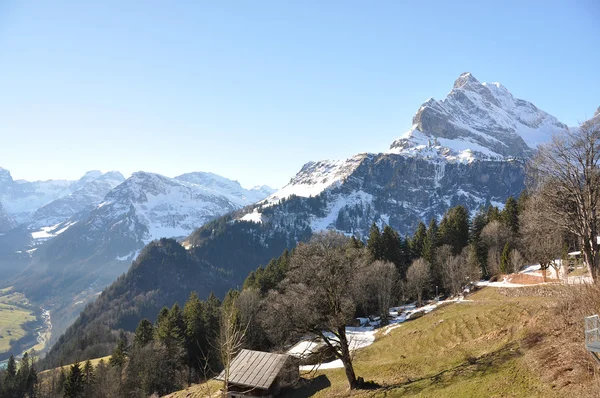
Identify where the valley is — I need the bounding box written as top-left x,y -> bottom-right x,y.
0,287 -> 50,363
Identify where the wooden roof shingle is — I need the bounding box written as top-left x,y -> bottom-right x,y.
216,349 -> 292,390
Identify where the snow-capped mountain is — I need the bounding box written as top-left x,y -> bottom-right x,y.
13,171 -> 274,299
174,172 -> 276,205
27,171 -> 125,231
389,72 -> 569,162
0,168 -> 125,228
82,171 -> 274,249
234,72 -> 573,238
0,168 -> 74,224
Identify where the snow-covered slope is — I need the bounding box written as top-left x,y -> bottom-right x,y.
388,72 -> 569,161
264,154 -> 368,204
27,171 -> 125,231
174,172 -> 275,206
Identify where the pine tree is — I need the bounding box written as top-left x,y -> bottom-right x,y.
500,243 -> 511,274
501,196 -> 520,235
410,222 -> 427,259
6,354 -> 16,378
204,293 -> 222,369
367,223 -> 384,260
381,226 -> 400,260
470,208 -> 489,278
63,362 -> 84,398
15,353 -> 31,395
109,336 -> 127,368
438,205 -> 470,255
134,318 -> 155,348
82,360 -> 94,385
423,219 -> 439,265
183,292 -> 207,384
423,218 -> 441,293
57,368 -> 67,396
486,206 -> 501,223
3,354 -> 17,397
517,190 -> 529,213
82,360 -> 95,397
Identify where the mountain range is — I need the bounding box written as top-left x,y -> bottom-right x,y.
0,168 -> 275,341
40,72 -> 596,366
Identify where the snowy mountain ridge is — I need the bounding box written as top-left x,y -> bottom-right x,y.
388,72 -> 569,161
92,171 -> 274,246
260,73 -> 569,208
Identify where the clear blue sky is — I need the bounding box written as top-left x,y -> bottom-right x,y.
1,0 -> 598,188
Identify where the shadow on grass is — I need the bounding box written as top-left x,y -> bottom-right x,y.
376,342 -> 523,396
282,375 -> 331,397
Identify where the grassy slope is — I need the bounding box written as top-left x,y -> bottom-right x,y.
39,355 -> 112,379
285,288 -> 554,398
167,286 -> 600,398
0,286 -> 37,354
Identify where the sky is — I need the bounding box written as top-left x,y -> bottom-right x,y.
0,1 -> 598,189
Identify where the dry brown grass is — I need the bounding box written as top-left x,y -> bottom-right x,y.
497,284 -> 600,397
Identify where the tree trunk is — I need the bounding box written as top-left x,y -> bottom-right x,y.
337,326 -> 358,389
583,244 -> 599,283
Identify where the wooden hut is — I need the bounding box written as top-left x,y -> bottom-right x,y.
216,349 -> 299,397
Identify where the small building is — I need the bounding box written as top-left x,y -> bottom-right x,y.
216,349 -> 299,397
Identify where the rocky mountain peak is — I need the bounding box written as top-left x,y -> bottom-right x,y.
595,106 -> 600,117
390,73 -> 569,161
0,167 -> 13,184
453,72 -> 480,89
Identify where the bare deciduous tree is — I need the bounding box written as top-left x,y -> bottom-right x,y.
481,221 -> 512,277
263,231 -> 367,390
219,301 -> 247,397
437,245 -> 477,296
520,193 -> 564,281
529,118 -> 600,280
509,249 -> 525,274
366,260 -> 397,325
406,258 -> 430,307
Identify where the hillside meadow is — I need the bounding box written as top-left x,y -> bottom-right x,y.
166,285 -> 600,398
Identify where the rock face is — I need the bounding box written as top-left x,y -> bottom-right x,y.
229,154 -> 524,244
390,72 -> 569,161
0,202 -> 16,233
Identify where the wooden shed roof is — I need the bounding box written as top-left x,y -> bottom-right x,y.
216,349 -> 292,390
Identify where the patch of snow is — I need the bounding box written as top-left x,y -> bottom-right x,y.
287,340 -> 321,359
239,210 -> 263,224
476,279 -> 527,288
383,323 -> 402,336
299,327 -> 376,371
310,190 -> 373,231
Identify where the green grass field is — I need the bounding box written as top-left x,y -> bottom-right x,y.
0,286 -> 37,355
167,286 -> 598,398
282,288 -> 555,398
